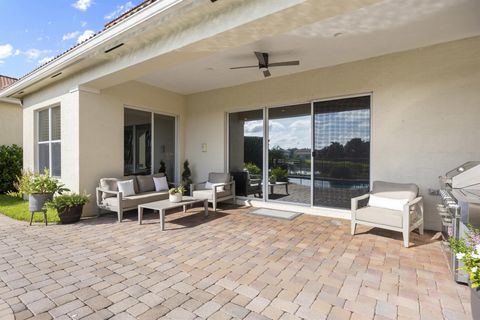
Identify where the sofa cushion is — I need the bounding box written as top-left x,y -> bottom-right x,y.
372,181 -> 418,201
368,194 -> 408,211
153,176 -> 169,192
192,189 -> 231,200
102,191 -> 169,209
355,206 -> 403,228
136,175 -> 155,193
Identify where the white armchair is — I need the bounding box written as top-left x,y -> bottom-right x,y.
351,181 -> 424,248
190,172 -> 236,211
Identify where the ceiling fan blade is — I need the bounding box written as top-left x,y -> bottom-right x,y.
269,60 -> 300,67
229,65 -> 259,69
255,51 -> 268,67
263,69 -> 271,78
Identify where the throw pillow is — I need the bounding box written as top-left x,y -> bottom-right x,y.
117,180 -> 136,197
205,181 -> 225,192
153,176 -> 169,192
368,194 -> 409,211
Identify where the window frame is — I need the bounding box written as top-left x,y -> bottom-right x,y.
36,105 -> 61,177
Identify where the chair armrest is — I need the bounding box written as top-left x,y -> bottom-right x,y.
351,193 -> 370,211
213,181 -> 235,193
97,187 -> 120,196
407,196 -> 423,208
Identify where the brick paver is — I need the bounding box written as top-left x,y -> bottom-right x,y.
0,205 -> 472,319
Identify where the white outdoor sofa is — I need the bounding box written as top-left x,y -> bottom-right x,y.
351,181 -> 424,248
190,172 -> 236,211
96,173 -> 173,222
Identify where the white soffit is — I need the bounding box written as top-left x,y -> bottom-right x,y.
137,0 -> 480,94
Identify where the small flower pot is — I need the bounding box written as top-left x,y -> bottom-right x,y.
471,287 -> 480,320
29,193 -> 53,212
169,193 -> 182,203
58,205 -> 84,224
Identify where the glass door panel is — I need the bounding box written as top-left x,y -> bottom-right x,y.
268,104 -> 311,204
313,96 -> 370,208
153,114 -> 176,181
229,109 -> 264,198
124,108 -> 152,175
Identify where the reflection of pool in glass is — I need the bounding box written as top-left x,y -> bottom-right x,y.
288,177 -> 369,189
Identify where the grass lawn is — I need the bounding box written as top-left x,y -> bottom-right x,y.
0,194 -> 59,223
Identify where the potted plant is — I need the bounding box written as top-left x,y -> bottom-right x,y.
158,160 -> 166,174
270,167 -> 288,183
44,193 -> 89,224
182,160 -> 192,194
11,169 -> 68,213
169,186 -> 186,203
449,224 -> 480,319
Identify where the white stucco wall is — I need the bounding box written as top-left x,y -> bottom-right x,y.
0,102 -> 22,146
22,80 -> 186,216
78,81 -> 186,214
185,36 -> 480,230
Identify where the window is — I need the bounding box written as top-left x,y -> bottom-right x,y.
38,106 -> 61,177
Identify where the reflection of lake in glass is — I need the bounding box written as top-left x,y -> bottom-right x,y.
288,177 -> 368,189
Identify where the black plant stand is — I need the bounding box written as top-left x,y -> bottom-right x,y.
29,210 -> 48,226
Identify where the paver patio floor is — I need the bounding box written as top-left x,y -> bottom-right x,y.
0,205 -> 472,320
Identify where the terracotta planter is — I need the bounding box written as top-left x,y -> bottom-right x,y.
471,286 -> 480,320
169,193 -> 182,203
29,193 -> 53,212
58,205 -> 84,224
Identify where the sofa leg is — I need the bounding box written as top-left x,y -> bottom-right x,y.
403,230 -> 410,248
351,222 -> 356,235
118,209 -> 123,223
419,223 -> 424,235
213,202 -> 217,212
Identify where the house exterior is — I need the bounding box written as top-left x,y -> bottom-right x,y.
0,75 -> 22,146
0,0 -> 479,230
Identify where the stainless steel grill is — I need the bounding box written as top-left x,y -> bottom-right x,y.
438,161 -> 480,284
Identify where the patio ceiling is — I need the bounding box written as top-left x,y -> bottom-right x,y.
136,0 -> 480,94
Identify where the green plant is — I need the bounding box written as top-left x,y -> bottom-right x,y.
169,185 -> 186,194
244,162 -> 261,175
0,144 -> 22,193
44,193 -> 89,211
270,167 -> 288,182
182,160 -> 192,185
159,160 -> 166,174
450,224 -> 480,288
9,169 -> 69,197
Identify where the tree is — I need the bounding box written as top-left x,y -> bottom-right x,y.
182,160 -> 192,186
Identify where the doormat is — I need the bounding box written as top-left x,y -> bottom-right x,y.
249,208 -> 302,220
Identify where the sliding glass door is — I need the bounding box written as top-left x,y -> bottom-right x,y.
124,108 -> 177,180
268,104 -> 311,204
227,94 -> 370,209
312,96 -> 370,208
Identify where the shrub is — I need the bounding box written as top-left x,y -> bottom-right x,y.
44,193 -> 89,211
9,169 -> 69,197
244,162 -> 261,175
0,144 -> 22,193
270,167 -> 288,182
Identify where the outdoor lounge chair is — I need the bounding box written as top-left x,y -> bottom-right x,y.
190,172 -> 236,211
351,181 -> 424,247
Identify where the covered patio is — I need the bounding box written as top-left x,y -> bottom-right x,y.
0,207 -> 471,320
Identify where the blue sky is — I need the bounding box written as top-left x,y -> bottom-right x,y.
0,0 -> 143,79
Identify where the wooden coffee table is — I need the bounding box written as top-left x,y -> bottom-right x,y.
138,196 -> 208,231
